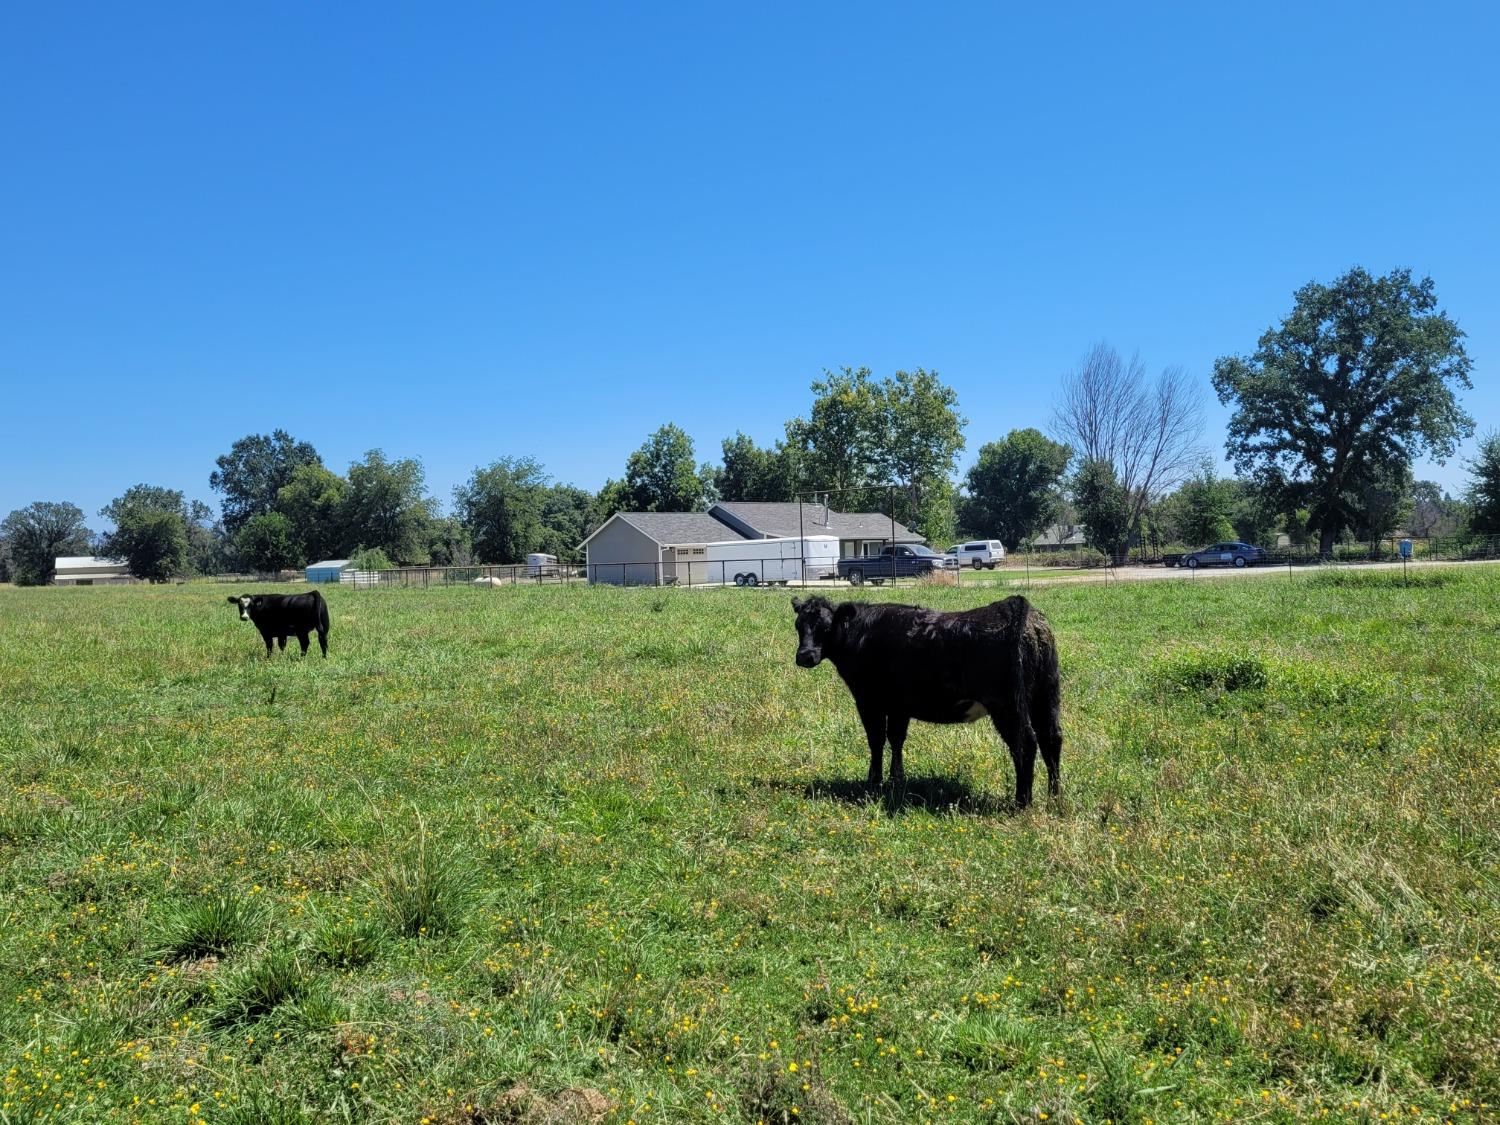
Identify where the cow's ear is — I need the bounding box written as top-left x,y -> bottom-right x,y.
832,601 -> 858,627
226,596 -> 239,604
790,596 -> 803,611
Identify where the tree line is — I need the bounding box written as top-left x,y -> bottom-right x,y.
2,266 -> 1497,585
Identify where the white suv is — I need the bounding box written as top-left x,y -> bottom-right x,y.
947,539 -> 1006,569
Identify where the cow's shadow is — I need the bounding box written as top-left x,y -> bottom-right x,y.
755,773 -> 1014,817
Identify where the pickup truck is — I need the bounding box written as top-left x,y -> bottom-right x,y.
837,544 -> 954,585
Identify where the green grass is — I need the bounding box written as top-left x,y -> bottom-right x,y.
2,571 -> 1498,1123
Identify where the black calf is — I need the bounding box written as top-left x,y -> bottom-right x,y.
228,591 -> 330,658
791,595 -> 1063,807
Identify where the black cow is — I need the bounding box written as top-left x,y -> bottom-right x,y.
227,591 -> 331,658
791,595 -> 1062,806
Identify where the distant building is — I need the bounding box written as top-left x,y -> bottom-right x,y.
306,559 -> 354,584
580,501 -> 924,585
54,556 -> 135,586
1030,524 -> 1088,552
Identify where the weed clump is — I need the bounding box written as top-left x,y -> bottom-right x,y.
311,915 -> 388,969
740,1061 -> 851,1124
1153,649 -> 1269,694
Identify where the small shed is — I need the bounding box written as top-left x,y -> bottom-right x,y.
306,559 -> 353,584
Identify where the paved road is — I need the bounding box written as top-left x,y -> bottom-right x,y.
946,557 -> 1494,590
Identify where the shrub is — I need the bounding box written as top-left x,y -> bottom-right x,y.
351,547 -> 395,571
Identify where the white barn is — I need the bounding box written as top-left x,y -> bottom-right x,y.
54,556 -> 135,586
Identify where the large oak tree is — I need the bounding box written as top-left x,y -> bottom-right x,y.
1,501 -> 93,585
1213,268 -> 1473,556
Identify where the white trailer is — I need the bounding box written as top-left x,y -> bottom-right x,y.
662,535 -> 840,586
525,552 -> 559,577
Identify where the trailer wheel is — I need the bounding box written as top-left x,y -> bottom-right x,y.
743,572 -> 758,587
732,572 -> 745,586
847,569 -> 864,586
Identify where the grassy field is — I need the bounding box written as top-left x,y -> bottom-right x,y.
2,570 -> 1497,1124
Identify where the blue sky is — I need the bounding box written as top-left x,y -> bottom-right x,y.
3,1 -> 1496,527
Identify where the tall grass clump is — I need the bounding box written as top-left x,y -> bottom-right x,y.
372,833 -> 475,938
213,947 -> 313,1026
153,895 -> 261,962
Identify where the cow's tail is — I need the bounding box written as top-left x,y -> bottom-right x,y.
316,590 -> 330,634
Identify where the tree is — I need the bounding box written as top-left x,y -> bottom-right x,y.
1073,459 -> 1131,562
426,516 -> 474,567
1213,267 -> 1473,556
183,501 -> 228,575
277,463 -> 351,563
538,484 -> 595,559
0,536 -> 11,584
344,450 -> 437,565
784,367 -> 886,508
0,502 -> 92,585
878,368 -> 968,541
1465,432 -> 1500,535
351,546 -> 394,571
1163,462 -> 1238,547
236,512 -> 301,573
623,425 -> 714,512
96,485 -> 193,582
1052,343 -> 1204,549
210,430 -> 322,534
716,433 -> 793,502
1346,459 -> 1414,545
587,478 -> 630,535
454,456 -> 550,563
960,429 -> 1072,548
781,366 -> 967,539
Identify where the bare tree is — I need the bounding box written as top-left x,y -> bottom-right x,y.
1052,343 -> 1205,543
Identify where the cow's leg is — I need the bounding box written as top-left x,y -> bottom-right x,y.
260,630 -> 275,658
296,632 -> 310,655
992,708 -> 1039,808
887,713 -> 910,783
855,701 -> 886,786
276,634 -> 288,651
1034,696 -> 1063,798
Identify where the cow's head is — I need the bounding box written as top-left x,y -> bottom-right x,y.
791,595 -> 853,668
227,594 -> 257,621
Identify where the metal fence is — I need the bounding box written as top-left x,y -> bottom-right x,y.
206,534 -> 1500,591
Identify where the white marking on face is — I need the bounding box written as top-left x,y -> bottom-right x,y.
961,701 -> 989,721
238,596 -> 252,621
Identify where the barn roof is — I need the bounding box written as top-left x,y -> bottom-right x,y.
307,559 -> 352,569
54,556 -> 130,569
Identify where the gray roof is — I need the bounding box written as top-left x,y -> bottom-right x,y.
307,559 -> 352,569
711,501 -> 924,544
613,511 -> 750,546
1031,523 -> 1088,547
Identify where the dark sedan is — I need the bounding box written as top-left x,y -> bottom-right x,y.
1179,541 -> 1269,569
